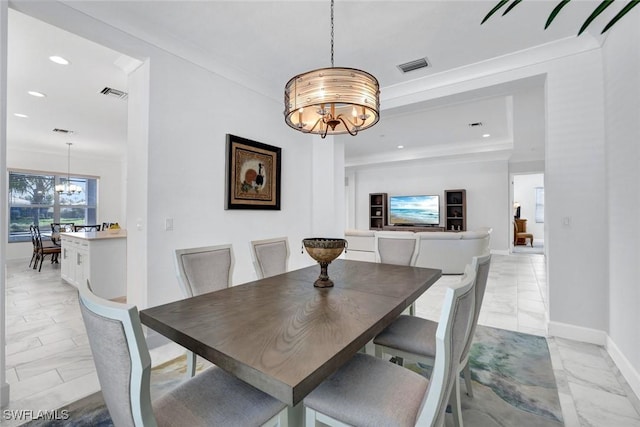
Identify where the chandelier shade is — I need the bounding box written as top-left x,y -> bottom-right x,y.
283,0 -> 380,138
284,67 -> 379,137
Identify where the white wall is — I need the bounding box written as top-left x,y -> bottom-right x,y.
603,12 -> 640,396
350,43 -> 610,337
6,147 -> 125,260
513,173 -> 544,243
346,157 -> 510,252
141,50 -> 320,308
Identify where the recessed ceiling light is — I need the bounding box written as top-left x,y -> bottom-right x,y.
482,134 -> 490,138
27,91 -> 46,98
14,113 -> 28,118
397,145 -> 404,149
49,56 -> 70,65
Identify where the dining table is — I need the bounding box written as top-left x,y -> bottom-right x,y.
140,259 -> 441,424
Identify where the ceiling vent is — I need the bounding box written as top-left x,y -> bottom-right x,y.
100,87 -> 128,100
53,128 -> 74,134
397,57 -> 429,73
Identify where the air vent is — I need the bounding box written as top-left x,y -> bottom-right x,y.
100,87 -> 128,100
468,122 -> 483,127
397,57 -> 429,73
53,128 -> 74,134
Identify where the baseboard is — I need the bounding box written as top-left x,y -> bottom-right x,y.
606,337 -> 640,401
491,249 -> 509,256
547,321 -> 607,345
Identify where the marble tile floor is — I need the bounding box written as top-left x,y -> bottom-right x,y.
2,254 -> 640,426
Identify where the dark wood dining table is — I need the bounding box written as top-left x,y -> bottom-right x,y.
140,259 -> 441,420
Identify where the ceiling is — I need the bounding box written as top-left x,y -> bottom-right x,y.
7,1 -> 617,165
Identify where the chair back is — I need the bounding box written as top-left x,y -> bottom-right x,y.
78,283 -> 155,427
460,253 -> 491,362
74,224 -> 101,232
250,237 -> 290,279
31,225 -> 45,251
175,244 -> 234,297
29,225 -> 38,249
417,268 -> 476,426
374,231 -> 420,266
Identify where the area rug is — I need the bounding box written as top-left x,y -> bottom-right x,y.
407,326 -> 563,426
23,326 -> 563,426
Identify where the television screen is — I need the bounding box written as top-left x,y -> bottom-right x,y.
389,195 -> 440,225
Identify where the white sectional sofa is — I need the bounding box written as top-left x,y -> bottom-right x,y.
344,228 -> 491,274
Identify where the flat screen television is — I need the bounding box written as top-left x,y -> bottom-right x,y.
389,195 -> 440,226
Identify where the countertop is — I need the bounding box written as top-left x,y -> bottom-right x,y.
59,230 -> 127,241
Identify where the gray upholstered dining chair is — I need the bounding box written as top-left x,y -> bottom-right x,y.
304,268 -> 476,427
78,281 -> 288,427
374,253 -> 491,427
250,237 -> 290,279
174,244 -> 234,377
374,231 -> 421,315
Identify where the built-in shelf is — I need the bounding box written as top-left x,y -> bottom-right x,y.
369,193 -> 388,230
445,189 -> 467,231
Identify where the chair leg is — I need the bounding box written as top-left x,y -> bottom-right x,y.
463,360 -> 473,397
186,350 -> 197,378
449,376 -> 463,427
38,254 -> 45,272
28,253 -> 36,268
409,302 -> 415,316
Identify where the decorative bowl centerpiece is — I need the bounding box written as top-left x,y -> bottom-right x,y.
302,238 -> 348,288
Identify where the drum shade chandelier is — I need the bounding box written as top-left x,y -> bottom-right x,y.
284,0 -> 380,138
55,142 -> 82,195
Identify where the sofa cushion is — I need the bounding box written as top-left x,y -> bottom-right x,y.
460,231 -> 488,240
416,231 -> 462,240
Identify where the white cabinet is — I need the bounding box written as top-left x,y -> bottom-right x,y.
60,231 -> 126,300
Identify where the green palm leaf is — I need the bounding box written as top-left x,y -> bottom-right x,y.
483,0 -> 638,35
578,0 -> 615,35
601,0 -> 640,33
503,0 -> 523,16
545,0 -> 572,29
481,0 -> 510,24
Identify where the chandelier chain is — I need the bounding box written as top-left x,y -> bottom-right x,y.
330,0 -> 334,68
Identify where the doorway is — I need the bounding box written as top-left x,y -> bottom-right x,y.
512,173 -> 544,254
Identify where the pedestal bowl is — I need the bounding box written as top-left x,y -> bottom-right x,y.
302,238 -> 348,288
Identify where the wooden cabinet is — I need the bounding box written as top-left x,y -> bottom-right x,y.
383,225 -> 445,232
445,189 -> 467,231
61,230 -> 127,299
369,193 -> 388,230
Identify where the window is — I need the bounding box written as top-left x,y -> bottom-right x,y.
9,171 -> 98,242
535,187 -> 544,223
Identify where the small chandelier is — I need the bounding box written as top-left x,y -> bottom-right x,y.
55,142 -> 82,195
284,0 -> 380,138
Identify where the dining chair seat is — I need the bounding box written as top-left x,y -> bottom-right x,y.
374,314 -> 438,357
304,353 -> 429,427
153,365 -> 287,426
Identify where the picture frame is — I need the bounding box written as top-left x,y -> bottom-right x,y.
225,134 -> 281,210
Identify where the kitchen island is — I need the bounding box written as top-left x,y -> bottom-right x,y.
60,230 -> 126,300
